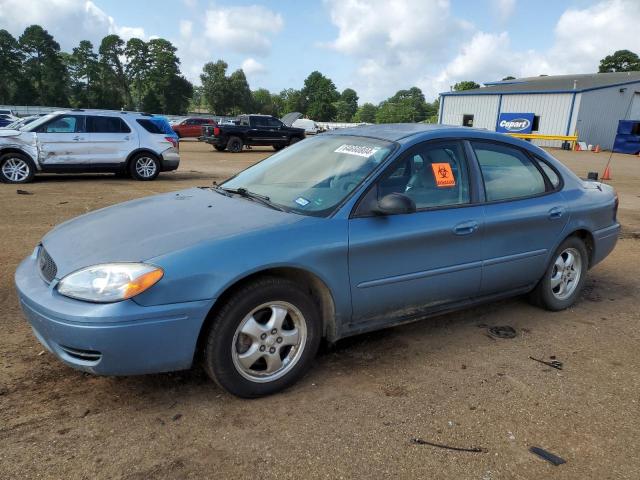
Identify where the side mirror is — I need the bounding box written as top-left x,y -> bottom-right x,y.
372,193 -> 416,215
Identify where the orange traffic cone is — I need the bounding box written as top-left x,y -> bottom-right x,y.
601,165 -> 611,180
593,144 -> 601,153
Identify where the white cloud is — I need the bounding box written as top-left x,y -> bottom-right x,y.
179,20 -> 193,38
0,0 -> 146,48
203,4 -> 283,55
491,0 -> 516,24
326,0 -> 640,102
241,58 -> 267,76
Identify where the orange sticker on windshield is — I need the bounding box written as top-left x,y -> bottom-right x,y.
431,163 -> 456,188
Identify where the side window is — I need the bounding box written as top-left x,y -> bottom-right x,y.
267,118 -> 282,128
253,117 -> 267,127
136,119 -> 164,134
537,159 -> 561,188
472,142 -> 546,201
240,116 -> 250,126
377,141 -> 470,209
41,115 -> 79,133
87,116 -> 131,133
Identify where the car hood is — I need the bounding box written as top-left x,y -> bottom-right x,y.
42,187 -> 303,277
0,129 -> 29,138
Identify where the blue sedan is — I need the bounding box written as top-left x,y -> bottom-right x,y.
15,124 -> 620,397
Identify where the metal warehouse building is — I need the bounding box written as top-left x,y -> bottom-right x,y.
438,72 -> 640,149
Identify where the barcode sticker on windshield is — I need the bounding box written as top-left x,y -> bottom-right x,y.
334,144 -> 380,158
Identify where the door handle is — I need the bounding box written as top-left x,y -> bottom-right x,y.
453,220 -> 479,235
124,136 -> 130,140
548,206 -> 565,219
72,136 -> 81,141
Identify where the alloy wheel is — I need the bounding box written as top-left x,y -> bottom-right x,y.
231,301 -> 307,383
2,157 -> 30,182
550,247 -> 582,300
135,157 -> 157,178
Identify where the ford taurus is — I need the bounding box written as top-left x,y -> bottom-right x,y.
15,124 -> 620,397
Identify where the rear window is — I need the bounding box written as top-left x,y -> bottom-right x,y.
136,118 -> 171,135
87,116 -> 131,133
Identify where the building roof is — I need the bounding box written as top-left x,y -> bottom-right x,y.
441,72 -> 640,96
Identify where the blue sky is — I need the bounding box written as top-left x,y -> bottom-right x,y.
1,0 -> 639,103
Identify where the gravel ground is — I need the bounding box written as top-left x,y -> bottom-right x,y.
0,141 -> 638,479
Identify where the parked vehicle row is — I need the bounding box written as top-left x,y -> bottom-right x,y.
0,109 -> 179,183
15,124 -> 620,397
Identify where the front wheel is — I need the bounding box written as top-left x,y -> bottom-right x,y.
273,144 -> 285,151
0,153 -> 35,183
203,277 -> 321,397
529,236 -> 588,311
129,153 -> 160,181
289,137 -> 302,146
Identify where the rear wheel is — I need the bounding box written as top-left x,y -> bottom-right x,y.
227,136 -> 243,153
203,277 -> 321,397
289,137 -> 301,146
529,236 -> 588,311
0,153 -> 35,183
129,153 -> 160,181
273,144 -> 285,151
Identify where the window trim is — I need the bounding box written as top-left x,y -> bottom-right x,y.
530,153 -> 564,193
87,115 -> 131,134
351,139 -> 477,218
469,139 -> 560,205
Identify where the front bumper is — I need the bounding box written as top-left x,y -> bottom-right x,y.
15,254 -> 214,376
160,147 -> 180,172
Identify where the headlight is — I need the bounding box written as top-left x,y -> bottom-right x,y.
57,263 -> 163,303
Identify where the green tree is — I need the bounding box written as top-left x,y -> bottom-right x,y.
200,60 -> 231,114
67,40 -> 100,108
375,99 -> 418,123
252,88 -> 283,116
98,34 -> 130,108
227,69 -> 252,114
353,102 -> 378,123
389,87 -> 427,121
141,89 -> 161,113
598,49 -> 640,73
0,30 -> 23,104
337,88 -> 358,121
146,38 -> 191,114
502,76 -> 516,81
279,88 -> 304,114
19,25 -> 69,106
125,38 -> 150,110
453,80 -> 480,91
300,71 -> 339,121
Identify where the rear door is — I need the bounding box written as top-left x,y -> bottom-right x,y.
470,141 -> 569,294
86,115 -> 138,165
348,140 -> 485,325
35,115 -> 92,166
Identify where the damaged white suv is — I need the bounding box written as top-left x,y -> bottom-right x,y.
0,109 -> 180,183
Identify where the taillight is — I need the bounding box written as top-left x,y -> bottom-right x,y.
165,136 -> 178,149
213,127 -> 220,136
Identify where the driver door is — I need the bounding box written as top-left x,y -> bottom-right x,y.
35,115 -> 91,166
348,140 -> 485,326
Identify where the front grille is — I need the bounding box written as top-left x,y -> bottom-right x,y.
37,246 -> 57,283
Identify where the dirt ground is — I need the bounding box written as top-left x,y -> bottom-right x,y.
1,140 -> 639,479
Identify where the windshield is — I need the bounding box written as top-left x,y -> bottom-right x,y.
222,135 -> 395,216
22,113 -> 56,132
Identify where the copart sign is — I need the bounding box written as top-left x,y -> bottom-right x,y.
497,112 -> 534,133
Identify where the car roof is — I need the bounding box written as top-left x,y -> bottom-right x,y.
51,109 -> 155,117
323,123 -> 472,142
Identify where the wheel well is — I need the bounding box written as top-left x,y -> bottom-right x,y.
194,267 -> 337,359
125,149 -> 160,169
569,229 -> 594,267
0,148 -> 35,163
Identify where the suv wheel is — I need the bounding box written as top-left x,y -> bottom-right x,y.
227,136 -> 243,153
273,144 -> 285,151
214,145 -> 226,152
203,277 -> 321,397
289,137 -> 301,146
0,153 -> 35,183
529,236 -> 588,311
129,153 -> 160,181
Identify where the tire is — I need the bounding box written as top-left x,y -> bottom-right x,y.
289,137 -> 301,146
227,136 -> 243,153
529,236 -> 588,311
129,153 -> 160,181
273,144 -> 285,151
0,152 -> 35,184
214,145 -> 226,152
203,277 -> 322,398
